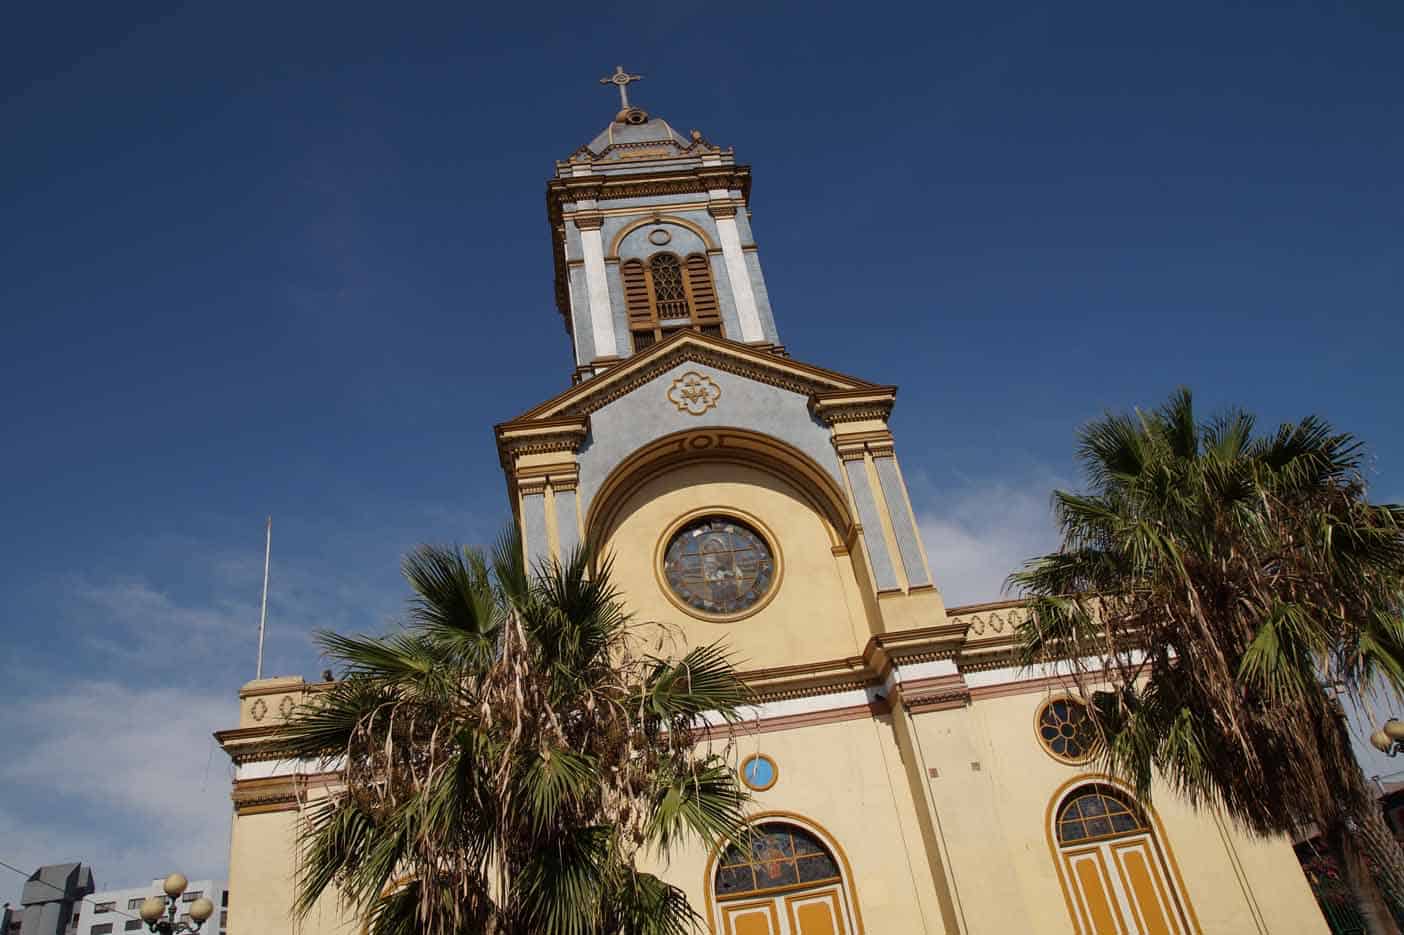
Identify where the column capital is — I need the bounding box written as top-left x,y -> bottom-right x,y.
809,387 -> 898,427
573,211 -> 604,231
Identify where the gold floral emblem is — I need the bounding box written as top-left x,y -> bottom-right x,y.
278,696 -> 296,719
249,698 -> 267,722
666,371 -> 721,416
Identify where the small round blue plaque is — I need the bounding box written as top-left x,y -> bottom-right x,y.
741,754 -> 777,791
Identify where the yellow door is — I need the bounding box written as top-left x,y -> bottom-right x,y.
1064,845 -> 1131,935
720,898 -> 781,935
785,887 -> 845,935
1109,838 -> 1185,935
1061,835 -> 1188,935
720,885 -> 849,935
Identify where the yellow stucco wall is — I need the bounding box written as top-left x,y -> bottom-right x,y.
644,715 -> 950,934
226,794 -> 357,935
905,688 -> 1328,934
222,436 -> 1330,935
601,461 -> 872,669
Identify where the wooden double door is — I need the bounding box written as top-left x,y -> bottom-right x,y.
718,882 -> 851,935
1061,832 -> 1189,935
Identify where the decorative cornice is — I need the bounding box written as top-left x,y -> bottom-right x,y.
495,416 -> 590,469
809,388 -> 898,426
231,772 -> 341,815
573,211 -> 604,231
498,332 -> 879,439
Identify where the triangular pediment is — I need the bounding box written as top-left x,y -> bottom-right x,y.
499,331 -> 884,428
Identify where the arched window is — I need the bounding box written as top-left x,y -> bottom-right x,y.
621,251 -> 723,352
1051,783 -> 1196,935
711,820 -> 860,935
1056,786 -> 1148,844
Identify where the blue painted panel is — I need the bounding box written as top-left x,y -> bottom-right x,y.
844,459 -> 900,591
874,456 -> 930,587
555,488 -> 581,558
521,494 -> 551,572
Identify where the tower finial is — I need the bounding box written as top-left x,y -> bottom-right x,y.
599,65 -> 644,109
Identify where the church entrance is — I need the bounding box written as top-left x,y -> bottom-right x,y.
712,821 -> 859,935
1053,784 -> 1194,935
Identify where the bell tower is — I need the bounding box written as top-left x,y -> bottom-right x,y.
548,67 -> 781,381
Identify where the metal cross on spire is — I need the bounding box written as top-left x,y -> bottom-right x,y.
599,65 -> 644,108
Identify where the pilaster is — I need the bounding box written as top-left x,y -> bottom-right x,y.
813,387 -> 948,634
494,417 -> 590,569
574,210 -> 619,362
708,197 -> 764,342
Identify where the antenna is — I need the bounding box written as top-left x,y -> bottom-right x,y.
256,516 -> 271,680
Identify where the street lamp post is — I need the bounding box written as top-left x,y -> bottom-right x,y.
1369,719 -> 1404,757
137,874 -> 215,935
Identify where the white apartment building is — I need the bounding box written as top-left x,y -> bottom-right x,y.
71,881 -> 227,935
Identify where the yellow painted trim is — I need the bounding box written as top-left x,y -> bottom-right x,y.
653,506 -> 784,624
703,810 -> 866,935
1044,774 -> 1203,935
544,484 -> 560,563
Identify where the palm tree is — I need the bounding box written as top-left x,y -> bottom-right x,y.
279,533 -> 752,935
1010,389 -> 1404,934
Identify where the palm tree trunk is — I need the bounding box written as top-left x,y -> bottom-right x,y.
1355,793 -> 1404,931
1334,817 -> 1403,935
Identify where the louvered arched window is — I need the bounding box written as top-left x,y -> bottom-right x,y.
621,252 -> 723,352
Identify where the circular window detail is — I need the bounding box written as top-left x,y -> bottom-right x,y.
740,754 -> 778,791
647,228 -> 672,246
661,515 -> 776,619
1037,697 -> 1097,763
624,108 -> 649,125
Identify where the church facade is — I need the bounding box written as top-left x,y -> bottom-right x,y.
217,85 -> 1327,935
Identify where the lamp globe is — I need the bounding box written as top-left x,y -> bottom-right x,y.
1372,730 -> 1394,752
139,897 -> 167,923
1385,719 -> 1404,742
188,897 -> 215,924
162,873 -> 188,898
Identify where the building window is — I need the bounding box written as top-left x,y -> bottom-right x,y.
92,925 -> 113,935
124,921 -> 143,931
621,251 -> 723,351
181,891 -> 202,903
220,893 -> 228,908
714,823 -> 840,899
94,903 -> 115,914
661,515 -> 776,619
126,899 -> 144,910
1036,696 -> 1097,763
711,819 -> 861,934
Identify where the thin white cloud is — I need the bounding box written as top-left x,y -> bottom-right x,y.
913,470 -> 1066,608
0,682 -> 232,901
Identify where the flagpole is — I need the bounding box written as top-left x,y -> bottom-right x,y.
256,516 -> 271,680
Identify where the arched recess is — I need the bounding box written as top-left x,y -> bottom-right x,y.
1046,776 -> 1201,935
584,427 -> 857,555
703,811 -> 866,935
608,214 -> 718,258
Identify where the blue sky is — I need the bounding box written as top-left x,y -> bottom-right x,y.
2,0 -> 1401,900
